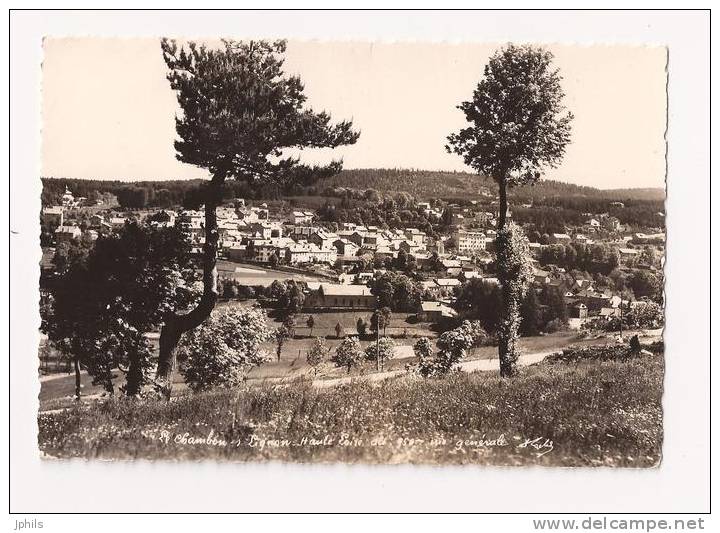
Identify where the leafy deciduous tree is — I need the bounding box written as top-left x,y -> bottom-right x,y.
356,317 -> 368,337
364,337 -> 396,371
370,307 -> 392,336
43,222 -> 197,397
447,44 -> 572,377
332,337 -> 364,374
520,288 -> 541,337
178,307 -> 273,392
305,337 -> 328,375
275,325 -> 290,362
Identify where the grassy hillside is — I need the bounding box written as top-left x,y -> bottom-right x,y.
39,352 -> 663,466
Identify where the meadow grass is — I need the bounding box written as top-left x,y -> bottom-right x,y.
38,351 -> 663,466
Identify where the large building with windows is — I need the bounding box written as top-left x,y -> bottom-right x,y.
304,283 -> 376,310
453,230 -> 486,254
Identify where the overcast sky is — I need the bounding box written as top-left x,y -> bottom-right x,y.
41,38 -> 667,189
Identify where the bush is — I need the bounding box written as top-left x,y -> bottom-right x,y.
544,340 -> 662,365
178,307 -> 274,392
624,301 -> 664,329
306,338 -> 329,375
414,321 -> 486,377
364,337 -> 396,363
332,337 -> 364,374
545,318 -> 567,333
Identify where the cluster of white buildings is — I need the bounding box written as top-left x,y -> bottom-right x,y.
176,204 -> 499,270
416,202 -> 443,220
584,214 -> 622,232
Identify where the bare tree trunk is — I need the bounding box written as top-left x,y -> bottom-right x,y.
73,357 -> 81,401
375,321 -> 380,372
498,178 -> 508,230
155,183 -> 221,399
125,349 -> 142,396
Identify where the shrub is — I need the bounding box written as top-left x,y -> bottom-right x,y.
306,338 -> 329,375
624,301 -> 664,329
332,337 -> 364,374
178,307 -> 273,392
544,340 -> 662,365
415,321 -> 486,377
545,318 -> 567,333
364,337 -> 396,363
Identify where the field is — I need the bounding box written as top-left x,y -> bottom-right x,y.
39,310 -> 660,409
38,350 -> 664,466
39,324 -> 626,407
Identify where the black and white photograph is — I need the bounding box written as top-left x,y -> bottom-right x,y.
8,6 -> 711,523
35,34 -> 670,466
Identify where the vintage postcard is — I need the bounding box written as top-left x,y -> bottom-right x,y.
37,37 -> 667,467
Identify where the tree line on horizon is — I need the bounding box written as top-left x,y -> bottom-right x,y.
41,167 -> 665,210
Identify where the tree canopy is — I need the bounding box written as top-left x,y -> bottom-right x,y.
446,44 -> 573,186
161,38 -> 359,185
43,222 -> 198,395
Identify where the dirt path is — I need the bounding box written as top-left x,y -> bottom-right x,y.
311,350 -> 557,389
38,330 -> 662,413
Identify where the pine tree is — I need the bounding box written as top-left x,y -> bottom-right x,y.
155,39 -> 358,396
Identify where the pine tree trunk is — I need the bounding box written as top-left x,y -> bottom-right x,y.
155,184 -> 221,399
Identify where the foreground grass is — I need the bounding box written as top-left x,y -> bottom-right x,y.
38,351 -> 663,466
39,331 -> 596,404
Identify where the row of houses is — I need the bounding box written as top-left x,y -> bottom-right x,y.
529,265 -> 631,328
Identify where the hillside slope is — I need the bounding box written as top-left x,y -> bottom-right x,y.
318,168 -> 665,201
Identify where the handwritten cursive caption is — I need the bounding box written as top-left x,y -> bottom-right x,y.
155,429 -> 554,457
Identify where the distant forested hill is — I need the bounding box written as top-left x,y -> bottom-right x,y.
41,169 -> 665,208
317,169 -> 495,199
318,168 -> 665,202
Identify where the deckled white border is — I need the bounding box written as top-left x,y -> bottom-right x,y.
8,9 -> 710,514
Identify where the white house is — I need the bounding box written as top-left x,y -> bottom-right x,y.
54,225 -> 82,242
292,211 -> 315,225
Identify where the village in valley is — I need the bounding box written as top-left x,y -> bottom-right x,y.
39,175 -> 665,396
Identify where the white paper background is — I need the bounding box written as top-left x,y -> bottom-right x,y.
7,8 -> 710,514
